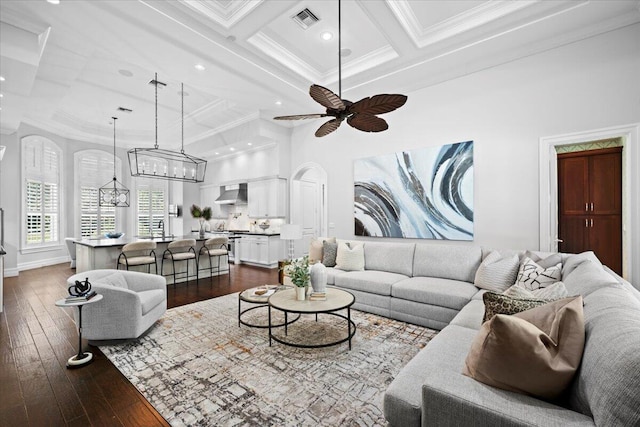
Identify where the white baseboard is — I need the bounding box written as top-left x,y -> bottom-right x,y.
4,268 -> 19,277
18,256 -> 70,272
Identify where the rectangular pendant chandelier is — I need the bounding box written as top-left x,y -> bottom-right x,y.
128,148 -> 207,182
128,74 -> 207,183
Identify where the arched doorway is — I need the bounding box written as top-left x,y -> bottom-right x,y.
289,162 -> 328,258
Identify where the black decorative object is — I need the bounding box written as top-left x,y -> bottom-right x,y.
69,277 -> 92,297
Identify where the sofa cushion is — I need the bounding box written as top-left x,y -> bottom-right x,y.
334,270 -> 407,296
138,289 -> 166,315
563,260 -> 619,297
413,244 -> 481,282
418,325 -> 596,427
464,296 -> 585,400
449,299 -> 485,330
515,257 -> 562,290
524,250 -> 563,269
562,251 -> 602,280
363,242 -> 415,276
325,267 -> 347,285
392,277 -> 477,311
335,242 -> 365,271
474,250 -> 520,292
568,286 -> 640,426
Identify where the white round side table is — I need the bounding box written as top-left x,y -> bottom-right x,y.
55,294 -> 103,368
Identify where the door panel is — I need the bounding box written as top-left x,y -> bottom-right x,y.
558,215 -> 588,255
590,152 -> 622,215
588,215 -> 622,275
558,157 -> 589,215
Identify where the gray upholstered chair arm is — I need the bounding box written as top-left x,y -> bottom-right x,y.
90,284 -> 142,312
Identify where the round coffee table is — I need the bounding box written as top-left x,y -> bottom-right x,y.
268,287 -> 356,350
238,285 -> 299,328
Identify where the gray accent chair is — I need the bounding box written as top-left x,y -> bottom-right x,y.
66,269 -> 166,341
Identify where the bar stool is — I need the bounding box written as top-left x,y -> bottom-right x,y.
198,236 -> 230,284
117,241 -> 157,274
162,239 -> 198,285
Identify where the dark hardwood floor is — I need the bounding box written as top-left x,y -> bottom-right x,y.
0,263 -> 278,426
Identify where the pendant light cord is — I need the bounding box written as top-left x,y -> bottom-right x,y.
181,82 -> 185,154
112,117 -> 118,182
338,0 -> 342,99
154,72 -> 159,149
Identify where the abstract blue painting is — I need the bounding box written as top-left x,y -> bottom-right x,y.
354,141 -> 474,240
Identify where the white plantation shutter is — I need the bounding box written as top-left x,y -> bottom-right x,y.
136,180 -> 166,237
75,150 -> 122,237
22,136 -> 61,247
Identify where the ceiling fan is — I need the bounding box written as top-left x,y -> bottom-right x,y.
274,0 -> 407,137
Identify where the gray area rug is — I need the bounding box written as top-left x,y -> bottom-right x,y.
99,293 -> 437,426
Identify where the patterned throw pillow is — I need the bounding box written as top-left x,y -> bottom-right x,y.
515,257 -> 562,291
482,292 -> 551,323
335,242 -> 365,271
503,282 -> 569,300
322,241 -> 338,267
474,251 -> 520,292
309,237 -> 336,264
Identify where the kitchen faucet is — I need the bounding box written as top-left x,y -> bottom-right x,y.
158,219 -> 165,239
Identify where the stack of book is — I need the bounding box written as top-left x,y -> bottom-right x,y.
309,291 -> 327,301
65,290 -> 97,303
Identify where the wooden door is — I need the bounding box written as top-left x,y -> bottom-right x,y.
557,147 -> 622,275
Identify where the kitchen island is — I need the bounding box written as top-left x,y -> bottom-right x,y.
75,235 -> 229,284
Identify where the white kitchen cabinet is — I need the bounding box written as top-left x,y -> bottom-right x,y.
248,178 -> 287,218
200,184 -> 226,218
239,235 -> 282,268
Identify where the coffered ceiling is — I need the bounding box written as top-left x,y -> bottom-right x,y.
1,0 -> 639,154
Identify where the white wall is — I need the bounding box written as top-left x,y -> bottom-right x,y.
289,24 -> 640,282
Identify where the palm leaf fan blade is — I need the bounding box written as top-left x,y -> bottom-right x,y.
349,94 -> 408,115
347,113 -> 388,133
310,85 -> 345,111
315,118 -> 343,137
273,114 -> 327,120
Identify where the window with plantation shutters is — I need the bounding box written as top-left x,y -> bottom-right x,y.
74,150 -> 121,237
22,136 -> 62,248
136,180 -> 166,237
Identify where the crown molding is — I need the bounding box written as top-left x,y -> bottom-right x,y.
178,0 -> 263,29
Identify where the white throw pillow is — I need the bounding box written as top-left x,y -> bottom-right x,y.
503,282 -> 569,300
335,242 -> 365,271
515,257 -> 562,290
474,251 -> 520,292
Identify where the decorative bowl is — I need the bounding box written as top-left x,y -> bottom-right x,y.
105,232 -> 124,239
259,223 -> 270,230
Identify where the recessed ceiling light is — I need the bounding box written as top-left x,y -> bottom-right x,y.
229,147 -> 235,151
247,142 -> 252,146
118,69 -> 133,77
214,152 -> 219,155
47,0 -> 60,4
194,64 -> 205,71
0,94 -> 3,98
275,100 -> 282,106
0,76 -> 5,82
320,31 -> 333,41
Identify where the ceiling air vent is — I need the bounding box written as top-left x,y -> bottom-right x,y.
117,107 -> 133,113
292,8 -> 319,29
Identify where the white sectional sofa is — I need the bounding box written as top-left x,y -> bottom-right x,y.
321,240 -> 640,427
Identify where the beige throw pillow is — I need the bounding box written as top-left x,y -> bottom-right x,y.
464,296 -> 585,400
515,257 -> 562,290
335,242 -> 365,271
474,251 -> 520,292
309,237 -> 336,264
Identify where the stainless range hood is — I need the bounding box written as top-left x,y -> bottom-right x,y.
214,183 -> 247,205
